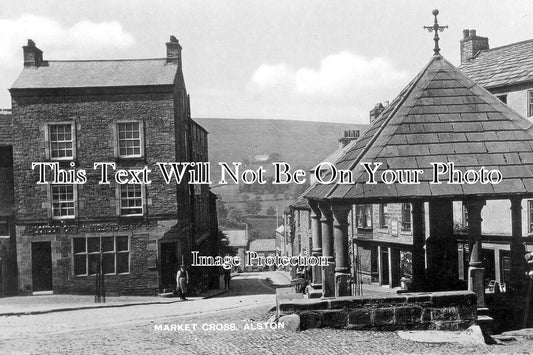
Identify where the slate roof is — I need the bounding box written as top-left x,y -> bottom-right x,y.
459,39 -> 533,89
290,196 -> 311,210
305,54 -> 533,202
249,238 -> 276,253
11,59 -> 178,89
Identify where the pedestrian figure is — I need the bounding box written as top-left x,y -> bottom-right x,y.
223,268 -> 231,290
176,265 -> 189,300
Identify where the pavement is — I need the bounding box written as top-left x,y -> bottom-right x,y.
0,280 -> 229,316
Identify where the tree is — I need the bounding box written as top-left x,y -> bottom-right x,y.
269,152 -> 281,161
216,199 -> 228,220
266,206 -> 276,216
245,200 -> 261,215
226,207 -> 245,226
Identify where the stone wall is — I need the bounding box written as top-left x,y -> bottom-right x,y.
293,209 -> 311,256
10,90 -> 188,223
16,220 -> 177,295
279,291 -> 477,331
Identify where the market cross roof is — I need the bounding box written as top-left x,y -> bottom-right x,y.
10,58 -> 179,89
305,54 -> 533,202
459,39 -> 533,89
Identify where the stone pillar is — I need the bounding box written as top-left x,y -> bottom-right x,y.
411,201 -> 426,291
389,247 -> 401,288
509,198 -> 526,293
309,201 -> 323,289
319,202 -> 335,298
332,204 -> 351,297
377,245 -> 383,285
465,199 -> 486,308
426,199 -> 458,291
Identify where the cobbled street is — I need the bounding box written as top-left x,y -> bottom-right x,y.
1,271 -> 532,354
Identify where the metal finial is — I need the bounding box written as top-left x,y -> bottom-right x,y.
423,9 -> 448,55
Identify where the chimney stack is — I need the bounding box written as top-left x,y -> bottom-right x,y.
338,129 -> 360,148
460,29 -> 489,64
369,102 -> 385,123
23,39 -> 43,67
166,35 -> 182,64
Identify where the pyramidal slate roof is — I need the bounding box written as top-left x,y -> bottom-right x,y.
305,55 -> 533,202
11,59 -> 178,90
459,39 -> 533,89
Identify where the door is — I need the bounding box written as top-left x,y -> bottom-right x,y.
31,242 -> 52,292
160,242 -> 178,292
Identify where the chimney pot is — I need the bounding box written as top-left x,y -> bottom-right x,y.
470,29 -> 477,38
463,29 -> 470,39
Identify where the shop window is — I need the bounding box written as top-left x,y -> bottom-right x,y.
73,236 -> 130,276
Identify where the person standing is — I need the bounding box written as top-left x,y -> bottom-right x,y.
176,265 -> 189,301
223,268 -> 231,290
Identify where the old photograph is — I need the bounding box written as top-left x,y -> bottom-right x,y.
1,0 -> 533,353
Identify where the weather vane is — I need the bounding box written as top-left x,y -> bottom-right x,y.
424,9 -> 448,56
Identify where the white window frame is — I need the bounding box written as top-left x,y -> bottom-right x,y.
527,200 -> 533,235
50,184 -> 76,219
356,204 -> 372,229
73,236 -> 130,277
0,219 -> 9,238
401,203 -> 412,231
118,183 -> 145,217
47,122 -> 76,160
527,90 -> 533,117
116,121 -> 144,158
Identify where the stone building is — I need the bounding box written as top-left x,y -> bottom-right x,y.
8,36 -> 216,295
0,110 -> 17,296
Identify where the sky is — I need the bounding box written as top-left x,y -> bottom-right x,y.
0,0 -> 532,124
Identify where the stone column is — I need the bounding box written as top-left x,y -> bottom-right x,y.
377,245 -> 383,285
465,199 -> 486,308
426,199 -> 457,290
332,204 -> 351,297
309,200 -> 323,289
509,198 -> 526,293
389,247 -> 401,288
411,201 -> 426,291
319,202 -> 335,298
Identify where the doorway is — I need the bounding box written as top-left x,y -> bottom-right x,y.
31,242 -> 52,292
160,241 -> 178,292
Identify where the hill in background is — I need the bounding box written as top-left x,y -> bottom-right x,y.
195,118 -> 367,180
195,118 -> 367,235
